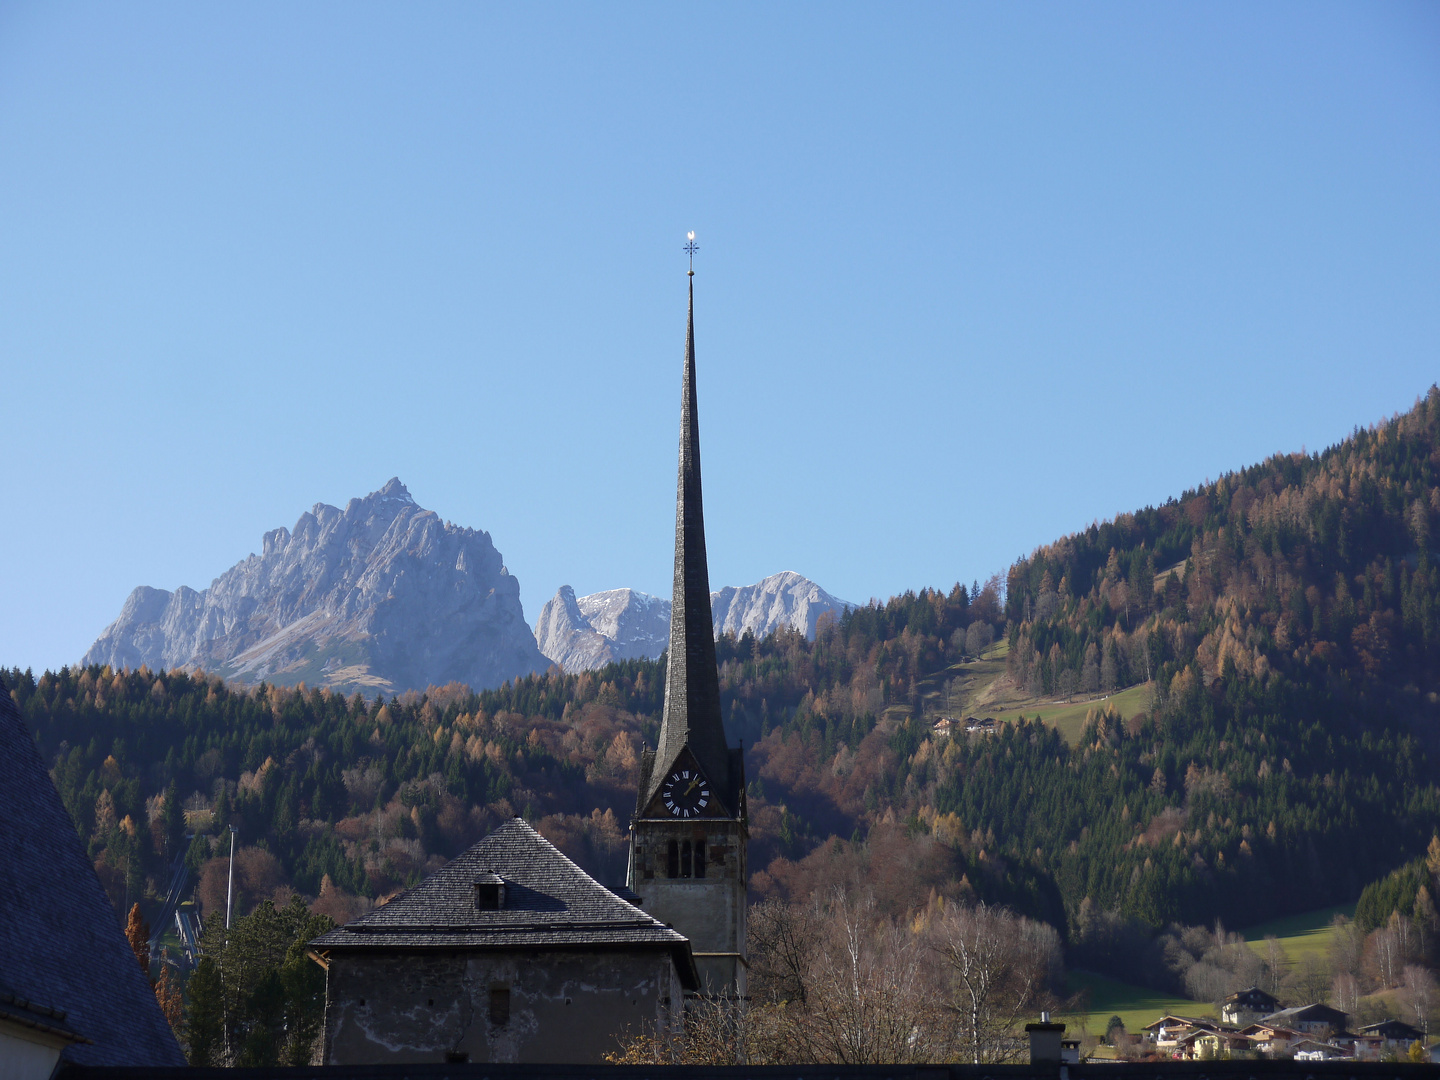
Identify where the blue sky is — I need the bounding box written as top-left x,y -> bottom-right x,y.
2,4 -> 1438,671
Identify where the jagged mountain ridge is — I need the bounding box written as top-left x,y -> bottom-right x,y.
531,587 -> 669,674
82,479 -> 548,694
533,572 -> 853,673
712,570 -> 852,640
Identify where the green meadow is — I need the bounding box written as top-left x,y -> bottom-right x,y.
1239,903 -> 1354,968
1057,969 -> 1212,1036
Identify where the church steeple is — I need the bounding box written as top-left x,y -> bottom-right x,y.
645,269 -> 734,811
629,243 -> 747,1000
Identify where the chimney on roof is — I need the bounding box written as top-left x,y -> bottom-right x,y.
1026,1011 -> 1066,1063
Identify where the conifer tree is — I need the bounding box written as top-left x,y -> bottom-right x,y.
184,955 -> 224,1065
161,781 -> 184,860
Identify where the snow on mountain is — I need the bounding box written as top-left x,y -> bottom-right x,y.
710,571 -> 852,641
534,572 -> 852,673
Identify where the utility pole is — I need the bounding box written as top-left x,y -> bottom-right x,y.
225,825 -> 237,929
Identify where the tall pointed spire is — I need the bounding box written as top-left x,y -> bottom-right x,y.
629,250 -> 748,1002
647,268 -> 733,809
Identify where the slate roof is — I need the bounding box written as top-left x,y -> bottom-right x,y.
1264,1003 -> 1349,1026
311,818 -> 698,987
0,982 -> 89,1046
1223,985 -> 1279,1008
1144,1014 -> 1218,1032
52,1055 -> 1440,1080
0,672 -> 185,1066
1358,1019 -> 1425,1040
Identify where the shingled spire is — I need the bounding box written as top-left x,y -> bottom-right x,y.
645,271 -> 734,811
629,255 -> 748,999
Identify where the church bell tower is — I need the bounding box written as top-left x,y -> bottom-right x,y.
628,248 -> 747,998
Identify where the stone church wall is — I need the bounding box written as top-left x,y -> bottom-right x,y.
323,948 -> 682,1065
631,819 -> 747,996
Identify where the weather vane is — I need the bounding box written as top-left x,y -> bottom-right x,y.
684,231 -> 698,275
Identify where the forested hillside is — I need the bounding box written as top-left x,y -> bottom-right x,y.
1000,385 -> 1440,930
9,388 -> 1440,949
1006,392 -> 1440,714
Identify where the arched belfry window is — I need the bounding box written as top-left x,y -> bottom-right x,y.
667,839 -> 707,879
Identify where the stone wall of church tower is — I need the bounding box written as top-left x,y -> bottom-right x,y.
628,817 -> 746,998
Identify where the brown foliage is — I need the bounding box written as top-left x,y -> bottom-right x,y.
642,888 -> 1062,1065
605,998 -> 743,1064
753,824 -> 964,918
196,846 -> 284,921
928,900 -> 1063,1063
124,902 -> 150,975
310,874 -> 373,925
154,962 -> 184,1033
537,808 -> 628,885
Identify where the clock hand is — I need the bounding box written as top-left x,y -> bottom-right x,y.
685,777 -> 701,796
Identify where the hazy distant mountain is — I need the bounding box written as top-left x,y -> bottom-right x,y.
82,479 -> 548,694
711,571 -> 852,640
534,571 -> 852,673
533,587 -> 670,673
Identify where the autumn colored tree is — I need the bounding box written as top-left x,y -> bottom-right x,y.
154,961 -> 184,1036
124,902 -> 150,976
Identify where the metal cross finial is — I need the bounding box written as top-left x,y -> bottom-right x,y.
684,231 -> 698,274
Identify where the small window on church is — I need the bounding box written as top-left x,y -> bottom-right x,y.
489,986 -> 510,1026
667,840 -> 679,878
694,840 -> 706,879
680,840 -> 692,878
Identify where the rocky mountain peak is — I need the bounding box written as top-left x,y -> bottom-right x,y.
534,573 -> 851,673
83,481 -> 546,694
375,476 -> 415,503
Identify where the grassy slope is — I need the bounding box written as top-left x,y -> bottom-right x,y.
1054,904 -> 1356,1043
914,640 -> 1152,746
987,683 -> 1151,745
1238,903 -> 1354,968
1057,970 -> 1212,1035
919,646 -> 1362,1035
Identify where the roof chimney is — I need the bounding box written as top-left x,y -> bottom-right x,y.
1026,1012 -> 1066,1063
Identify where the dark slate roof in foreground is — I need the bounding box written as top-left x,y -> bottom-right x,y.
55,1056 -> 1440,1080
0,982 -> 89,1045
0,673 -> 185,1067
311,818 -> 694,970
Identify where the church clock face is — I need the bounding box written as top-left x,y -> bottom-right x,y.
661,767 -> 711,818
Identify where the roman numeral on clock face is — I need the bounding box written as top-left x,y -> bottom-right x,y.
662,767 -> 710,817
